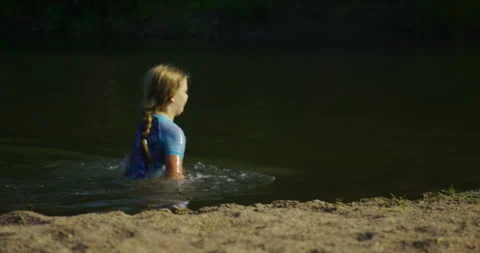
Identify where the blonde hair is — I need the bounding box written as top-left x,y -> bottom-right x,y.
141,64 -> 188,164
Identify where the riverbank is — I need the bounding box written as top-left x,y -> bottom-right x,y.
0,189 -> 479,253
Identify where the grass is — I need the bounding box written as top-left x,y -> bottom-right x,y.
389,193 -> 407,209
334,198 -> 347,209
356,185 -> 479,211
422,185 -> 480,204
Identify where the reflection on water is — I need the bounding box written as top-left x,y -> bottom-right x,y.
0,144 -> 275,215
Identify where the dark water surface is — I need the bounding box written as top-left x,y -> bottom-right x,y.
1,44 -> 479,216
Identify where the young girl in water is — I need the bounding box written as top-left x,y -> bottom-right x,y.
123,64 -> 189,180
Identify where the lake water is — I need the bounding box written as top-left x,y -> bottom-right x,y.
1,43 -> 479,216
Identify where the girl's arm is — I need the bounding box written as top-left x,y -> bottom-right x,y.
165,154 -> 184,179
163,124 -> 186,180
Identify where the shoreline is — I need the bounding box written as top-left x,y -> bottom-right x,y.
1,189 -> 479,253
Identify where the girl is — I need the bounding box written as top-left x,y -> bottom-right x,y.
124,64 -> 189,180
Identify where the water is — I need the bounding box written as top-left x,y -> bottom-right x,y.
0,142 -> 275,215
1,44 -> 479,216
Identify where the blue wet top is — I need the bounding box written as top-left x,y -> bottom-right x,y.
124,114 -> 186,179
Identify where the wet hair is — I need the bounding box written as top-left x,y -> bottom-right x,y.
141,64 -> 188,164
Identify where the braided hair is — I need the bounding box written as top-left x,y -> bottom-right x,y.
140,64 -> 188,164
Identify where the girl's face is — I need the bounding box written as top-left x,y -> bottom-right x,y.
171,78 -> 189,116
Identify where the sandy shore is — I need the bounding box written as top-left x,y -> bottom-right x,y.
1,190 -> 479,253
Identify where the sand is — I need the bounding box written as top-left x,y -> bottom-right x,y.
0,190 -> 479,253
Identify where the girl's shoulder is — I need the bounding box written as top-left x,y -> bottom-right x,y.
153,115 -> 184,136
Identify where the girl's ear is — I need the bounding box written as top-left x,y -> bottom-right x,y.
169,96 -> 176,103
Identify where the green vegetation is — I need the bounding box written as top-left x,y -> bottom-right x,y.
1,1 -> 479,42
389,193 -> 408,209
334,198 -> 347,209
354,185 -> 480,212
422,185 -> 480,204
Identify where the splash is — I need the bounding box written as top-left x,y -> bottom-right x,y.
0,145 -> 275,215
185,162 -> 275,196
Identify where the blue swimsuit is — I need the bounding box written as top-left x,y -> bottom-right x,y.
124,114 -> 186,179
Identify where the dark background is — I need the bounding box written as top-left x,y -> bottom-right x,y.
1,0 -> 479,46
